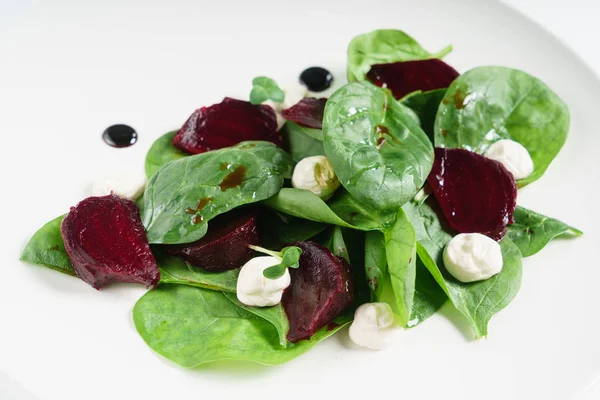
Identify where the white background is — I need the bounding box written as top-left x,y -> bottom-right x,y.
1,0 -> 599,399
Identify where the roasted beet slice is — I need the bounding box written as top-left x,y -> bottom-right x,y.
164,209 -> 259,272
282,241 -> 353,343
172,97 -> 282,154
427,148 -> 517,240
366,59 -> 459,100
281,97 -> 327,129
61,195 -> 160,289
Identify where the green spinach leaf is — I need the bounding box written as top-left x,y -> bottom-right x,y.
383,208 -> 417,326
20,215 -> 75,276
364,231 -> 387,301
405,200 -> 523,337
402,89 -> 447,142
507,206 -> 582,257
417,238 -> 522,338
259,211 -> 328,249
347,29 -> 452,81
282,121 -> 325,162
141,141 -> 293,244
263,188 -> 355,228
250,76 -> 285,105
145,131 -> 189,179
155,250 -> 238,292
434,66 -> 570,186
133,284 -> 349,367
263,188 -> 394,231
323,82 -> 434,210
222,292 -> 289,346
408,256 -> 447,328
328,188 -> 396,230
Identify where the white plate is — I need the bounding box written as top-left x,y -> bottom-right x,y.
1,1 -> 599,399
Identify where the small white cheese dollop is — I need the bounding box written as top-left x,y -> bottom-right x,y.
291,156 -> 340,199
262,100 -> 286,131
282,82 -> 308,110
349,302 -> 395,350
443,233 -> 503,283
483,139 -> 534,180
91,173 -> 147,200
236,256 -> 291,307
262,83 -> 308,131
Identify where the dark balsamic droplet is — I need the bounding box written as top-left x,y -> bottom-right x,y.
299,67 -> 333,92
102,124 -> 138,148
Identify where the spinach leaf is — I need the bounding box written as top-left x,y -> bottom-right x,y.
259,211 -> 328,249
347,29 -> 452,82
250,76 -> 285,105
141,141 -> 293,244
408,256 -> 447,328
133,284 -> 350,367
383,208 -> 417,326
155,250 -> 238,292
364,231 -> 387,301
263,188 -> 394,231
20,215 -> 75,276
282,121 -> 325,162
263,188 -> 354,228
402,89 -> 447,142
434,66 -> 570,186
328,188 -> 397,230
507,206 -> 582,257
223,292 -> 289,346
323,82 -> 434,211
405,200 -> 522,337
293,124 -> 324,141
145,131 -> 188,179
417,238 -> 522,338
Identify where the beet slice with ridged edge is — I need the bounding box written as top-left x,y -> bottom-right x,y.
427,148 -> 517,240
281,97 -> 327,129
164,209 -> 259,272
367,59 -> 459,100
282,241 -> 353,343
60,195 -> 160,289
173,97 -> 282,155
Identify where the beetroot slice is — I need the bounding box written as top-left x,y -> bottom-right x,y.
172,97 -> 282,155
280,97 -> 327,129
427,148 -> 517,240
60,195 -> 160,289
366,59 -> 459,100
282,241 -> 353,343
164,209 -> 259,272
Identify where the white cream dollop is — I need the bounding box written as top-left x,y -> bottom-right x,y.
91,172 -> 147,200
443,233 -> 503,283
291,156 -> 340,199
349,302 -> 395,350
281,82 -> 308,110
483,139 -> 534,180
236,256 -> 291,307
262,83 -> 308,131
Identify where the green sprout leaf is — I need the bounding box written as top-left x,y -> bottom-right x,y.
250,76 -> 285,105
249,245 -> 302,279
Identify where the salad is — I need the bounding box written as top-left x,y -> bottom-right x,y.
20,29 -> 582,367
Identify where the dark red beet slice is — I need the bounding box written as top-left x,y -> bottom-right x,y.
427,148 -> 517,240
164,209 -> 259,272
282,241 -> 353,343
172,97 -> 282,154
61,195 -> 160,289
281,97 -> 327,129
366,59 -> 459,100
